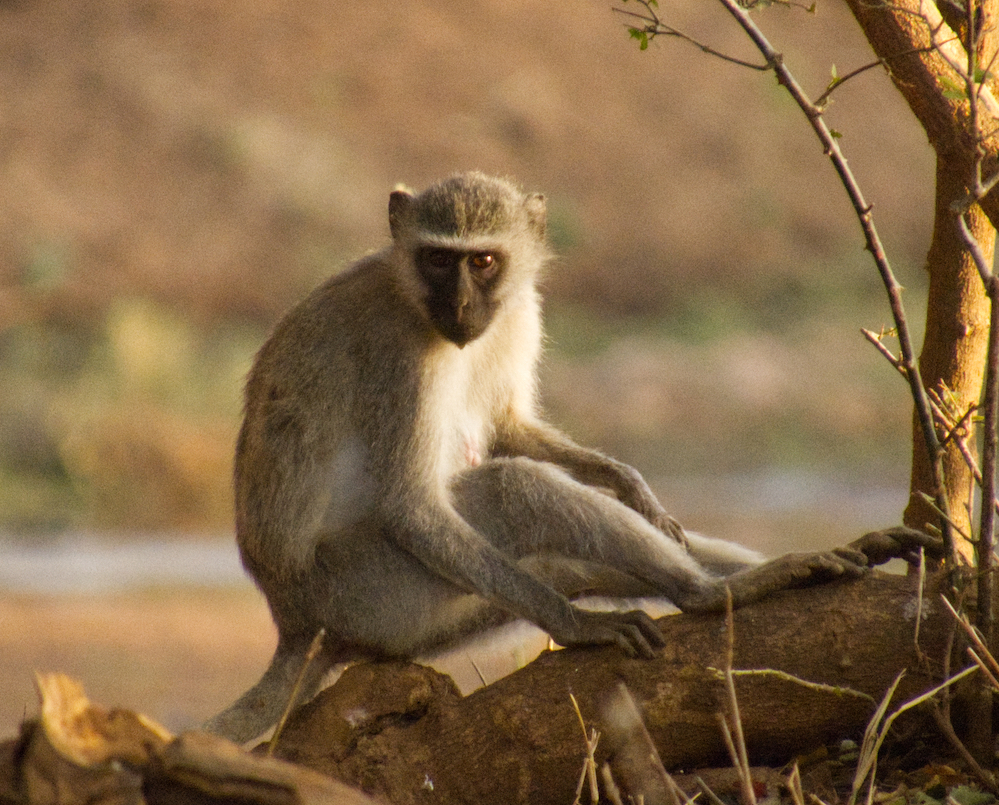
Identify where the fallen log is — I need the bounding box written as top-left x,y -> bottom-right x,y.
270,569 -> 964,805
0,674 -> 376,805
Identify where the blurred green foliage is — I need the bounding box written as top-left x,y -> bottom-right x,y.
0,301 -> 264,533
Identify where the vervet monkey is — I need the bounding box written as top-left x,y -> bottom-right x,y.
204,172 -> 937,743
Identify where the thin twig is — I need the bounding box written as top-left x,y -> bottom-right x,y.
917,491 -> 974,544
721,587 -> 756,805
861,328 -> 905,370
814,45 -> 939,108
710,668 -> 875,703
930,702 -> 998,791
267,628 -> 325,757
862,330 -> 993,514
968,647 -> 999,691
707,0 -> 955,557
950,0 -> 999,742
958,213 -> 999,661
614,2 -> 770,69
941,594 -> 999,679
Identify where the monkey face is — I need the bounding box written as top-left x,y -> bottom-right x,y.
415,246 -> 505,347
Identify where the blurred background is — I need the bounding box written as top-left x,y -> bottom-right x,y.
1,0 -> 933,734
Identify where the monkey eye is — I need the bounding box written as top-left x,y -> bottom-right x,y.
469,252 -> 497,276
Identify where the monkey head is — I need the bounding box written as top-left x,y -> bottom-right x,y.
388,172 -> 549,347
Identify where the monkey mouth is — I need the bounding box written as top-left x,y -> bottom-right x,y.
428,312 -> 488,348
437,323 -> 480,348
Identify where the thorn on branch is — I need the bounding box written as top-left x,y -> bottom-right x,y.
861,327 -> 906,374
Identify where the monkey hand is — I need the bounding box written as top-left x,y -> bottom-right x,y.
629,501 -> 690,550
550,608 -> 665,660
846,526 -> 944,566
655,514 -> 690,551
604,461 -> 689,551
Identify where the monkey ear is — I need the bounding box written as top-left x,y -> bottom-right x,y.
389,187 -> 414,239
524,193 -> 547,238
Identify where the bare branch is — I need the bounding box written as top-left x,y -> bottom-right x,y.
709,0 -> 955,555
814,45 -> 940,108
614,5 -> 770,69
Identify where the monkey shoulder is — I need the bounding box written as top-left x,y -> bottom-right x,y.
253,257 -> 416,387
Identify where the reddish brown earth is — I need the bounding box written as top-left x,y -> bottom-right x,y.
0,583 -> 566,739
0,587 -> 274,736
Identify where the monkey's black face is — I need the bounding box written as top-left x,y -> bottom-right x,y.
415,246 -> 505,347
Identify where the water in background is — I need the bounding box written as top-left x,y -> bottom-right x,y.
0,470 -> 908,594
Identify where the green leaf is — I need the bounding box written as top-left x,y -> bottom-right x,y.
830,64 -> 838,80
629,28 -> 650,49
830,129 -> 843,138
940,75 -> 967,101
974,67 -> 992,84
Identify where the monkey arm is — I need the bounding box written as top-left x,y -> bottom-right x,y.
491,419 -> 686,543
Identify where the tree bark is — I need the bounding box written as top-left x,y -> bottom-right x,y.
904,159 -> 993,558
269,571 -> 961,805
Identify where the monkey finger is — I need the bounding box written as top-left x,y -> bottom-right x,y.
571,610 -> 662,659
831,547 -> 870,568
801,551 -> 866,580
663,516 -> 691,551
611,621 -> 657,660
625,609 -> 666,649
847,527 -> 943,565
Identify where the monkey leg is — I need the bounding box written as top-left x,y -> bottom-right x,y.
452,457 -> 737,605
452,457 -> 869,613
676,527 -> 944,613
201,635 -> 334,744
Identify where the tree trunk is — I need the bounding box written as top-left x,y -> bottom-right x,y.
903,158 -> 993,560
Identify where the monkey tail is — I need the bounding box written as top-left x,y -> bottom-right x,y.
201,637 -> 335,745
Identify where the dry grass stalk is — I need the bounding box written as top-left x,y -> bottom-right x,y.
696,776 -> 728,805
720,587 -> 756,805
849,667 -> 979,805
570,692 -> 601,805
914,548 -> 926,654
600,762 -> 626,805
787,763 -> 806,805
468,656 -> 488,689
941,595 -> 999,685
267,628 -> 325,758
